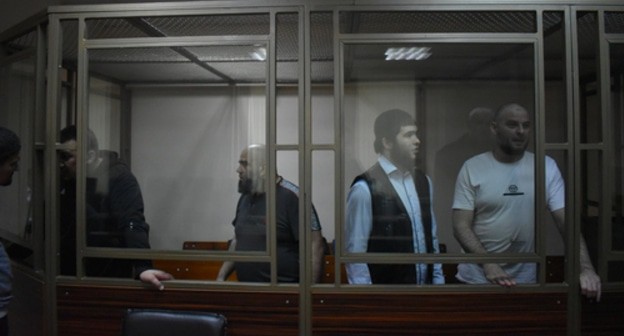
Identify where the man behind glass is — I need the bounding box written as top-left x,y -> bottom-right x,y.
0,126 -> 21,335
345,109 -> 445,284
217,144 -> 325,283
58,126 -> 171,288
452,103 -> 601,301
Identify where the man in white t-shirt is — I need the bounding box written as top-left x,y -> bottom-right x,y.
452,103 -> 601,301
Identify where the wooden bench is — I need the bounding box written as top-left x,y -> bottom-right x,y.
322,255 -> 348,284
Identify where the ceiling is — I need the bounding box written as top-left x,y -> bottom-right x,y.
3,9 -> 624,85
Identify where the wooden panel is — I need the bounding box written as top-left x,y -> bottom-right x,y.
57,284 -> 299,336
321,255 -> 347,284
312,292 -> 567,335
582,292 -> 624,335
152,259 -> 237,281
151,241 -> 237,280
56,284 -> 624,336
154,255 -> 339,283
183,241 -> 230,250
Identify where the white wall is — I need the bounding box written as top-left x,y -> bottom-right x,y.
131,85 -> 263,250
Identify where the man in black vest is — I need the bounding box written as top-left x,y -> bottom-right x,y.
345,109 -> 444,284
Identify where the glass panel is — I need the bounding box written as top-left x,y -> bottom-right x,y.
58,20 -> 79,276
340,11 -> 536,34
610,43 -> 624,257
277,13 -> 299,144
86,14 -> 270,39
311,12 -> 334,145
277,13 -> 298,84
312,150 -> 335,282
342,41 -> 536,286
580,150 -> 602,268
544,11 -> 568,143
0,51 -> 36,257
56,42 -> 269,280
544,150 -> 568,284
605,11 -> 624,34
577,11 -> 602,144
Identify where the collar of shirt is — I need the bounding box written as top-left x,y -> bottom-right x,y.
378,155 -> 411,178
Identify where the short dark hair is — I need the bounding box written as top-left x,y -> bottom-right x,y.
60,125 -> 99,152
373,109 -> 415,153
0,126 -> 21,164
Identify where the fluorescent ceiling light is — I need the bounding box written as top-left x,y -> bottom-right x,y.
385,47 -> 432,61
250,47 -> 267,61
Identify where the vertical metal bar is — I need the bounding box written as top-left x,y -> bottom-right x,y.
75,17 -> 88,277
300,6 -> 313,335
568,7 -> 583,336
44,14 -> 61,336
333,8 -> 343,286
268,9 -> 277,285
33,22 -> 47,275
535,8 -> 547,286
597,8 -> 611,286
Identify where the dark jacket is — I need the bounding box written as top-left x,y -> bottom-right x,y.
60,150 -> 151,278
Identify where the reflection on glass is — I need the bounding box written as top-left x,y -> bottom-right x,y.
58,125 -> 151,278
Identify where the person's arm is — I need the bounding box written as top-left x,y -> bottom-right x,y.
311,230 -> 324,283
344,181 -> 373,284
551,208 -> 601,301
216,237 -> 237,281
452,209 -> 516,287
139,269 -> 174,290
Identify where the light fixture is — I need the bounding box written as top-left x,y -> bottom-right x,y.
385,47 -> 432,61
250,47 -> 267,61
